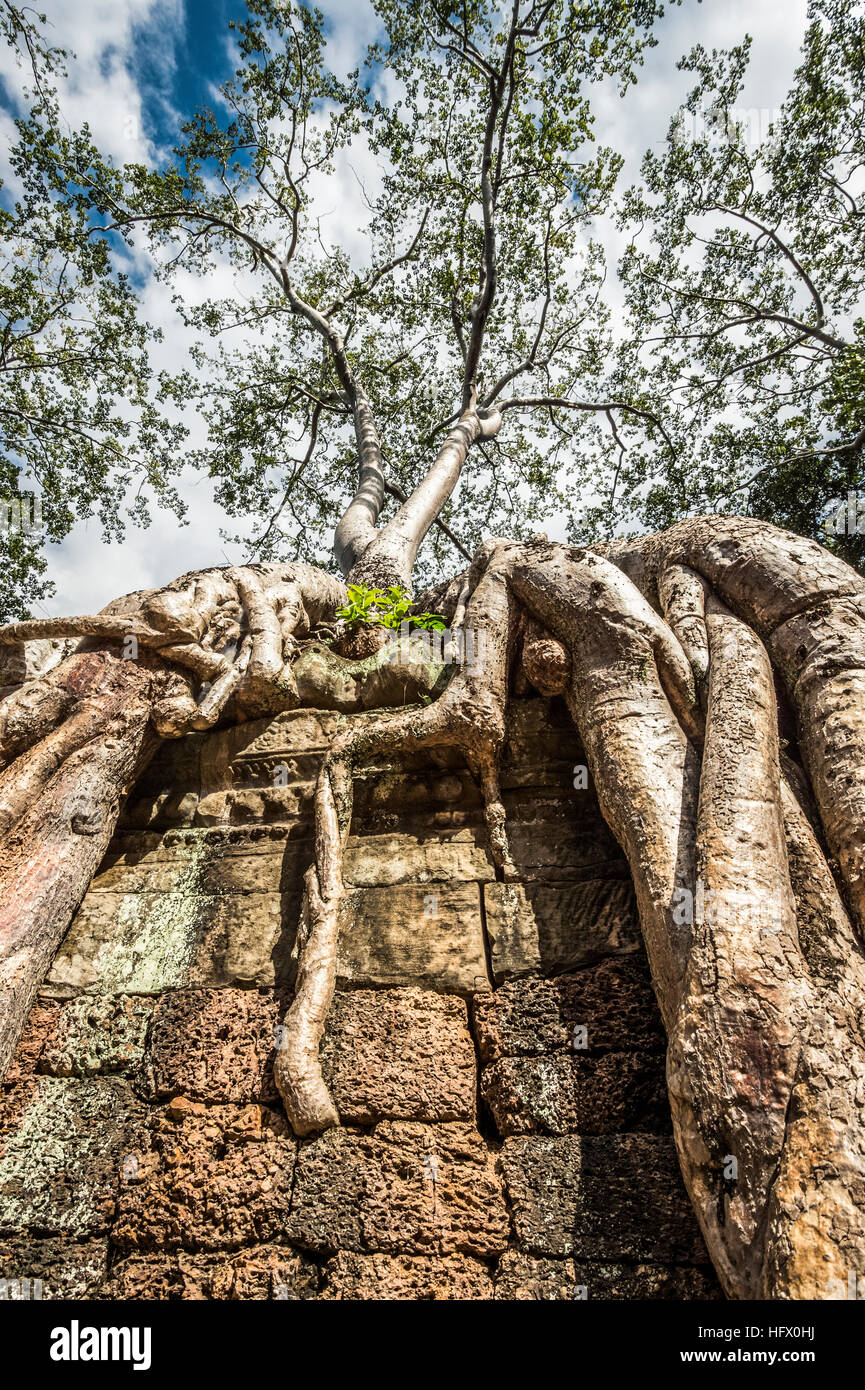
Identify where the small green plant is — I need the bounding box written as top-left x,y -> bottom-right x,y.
336,583 -> 447,632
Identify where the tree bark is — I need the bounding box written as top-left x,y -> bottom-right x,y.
0,652 -> 160,1077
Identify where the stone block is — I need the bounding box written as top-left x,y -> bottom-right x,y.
472,955 -> 665,1061
321,1250 -> 493,1300
484,879 -> 641,980
102,1246 -> 319,1300
111,1099 -> 295,1254
0,1236 -> 109,1299
45,889 -> 299,995
320,987 -> 476,1124
499,1133 -> 708,1262
481,1053 -> 669,1137
337,883 -> 490,994
287,1121 -> 509,1258
146,989 -> 281,1104
41,996 -> 154,1077
494,1251 -> 720,1300
0,1078 -> 144,1239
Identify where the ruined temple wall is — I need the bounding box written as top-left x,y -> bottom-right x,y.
0,698 -> 721,1299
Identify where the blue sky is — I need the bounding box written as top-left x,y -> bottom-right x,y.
0,0 -> 809,615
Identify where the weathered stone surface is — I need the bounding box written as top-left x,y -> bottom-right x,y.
111,1099 -> 295,1253
42,995 -> 154,1077
472,955 -> 666,1061
343,830 -> 493,887
321,1250 -> 493,1300
0,1236 -> 109,1299
499,1134 -> 708,1262
482,1053 -> 669,1137
501,698 -> 583,765
1,699 -> 729,1302
45,888 -> 298,994
484,879 -> 641,980
287,1122 -> 509,1258
320,988 -> 476,1124
504,817 -> 629,882
2,1000 -> 60,1082
49,881 -> 487,998
337,883 -> 490,994
146,989 -> 281,1104
145,985 -> 477,1123
494,1251 -> 721,1300
92,828 -> 493,896
91,835 -> 305,896
0,1078 -> 144,1238
102,1246 -> 319,1300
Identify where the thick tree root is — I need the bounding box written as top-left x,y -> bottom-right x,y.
274,520 -> 865,1300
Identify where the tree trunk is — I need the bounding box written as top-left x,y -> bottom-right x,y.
0,651 -> 161,1076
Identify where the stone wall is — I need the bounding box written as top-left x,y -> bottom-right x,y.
0,697 -> 721,1300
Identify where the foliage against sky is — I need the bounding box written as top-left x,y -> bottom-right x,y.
0,0 -> 862,617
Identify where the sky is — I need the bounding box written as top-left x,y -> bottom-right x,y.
0,0 -> 809,616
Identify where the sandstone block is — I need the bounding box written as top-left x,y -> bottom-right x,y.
45,889 -> 299,995
484,879 -> 641,980
337,883 -> 490,994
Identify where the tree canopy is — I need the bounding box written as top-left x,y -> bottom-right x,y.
1,0 -> 864,615
612,0 -> 865,567
0,2 -> 187,620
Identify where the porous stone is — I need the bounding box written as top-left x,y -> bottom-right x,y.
2,1000 -> 60,1082
472,955 -> 666,1061
0,1078 -> 144,1238
481,1053 -> 669,1137
41,995 -> 154,1077
102,1246 -> 319,1300
0,1236 -> 109,1299
146,989 -> 281,1104
484,879 -> 641,980
320,988 -> 477,1124
287,1121 -> 509,1258
111,1099 -> 296,1253
321,1250 -> 493,1300
499,1133 -> 708,1262
494,1251 -> 721,1300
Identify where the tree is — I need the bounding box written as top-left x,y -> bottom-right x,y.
605,0 -> 865,565
2,0 -> 865,1302
0,1 -> 187,619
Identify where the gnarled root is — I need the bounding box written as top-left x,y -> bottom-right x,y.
274,546 -> 519,1131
